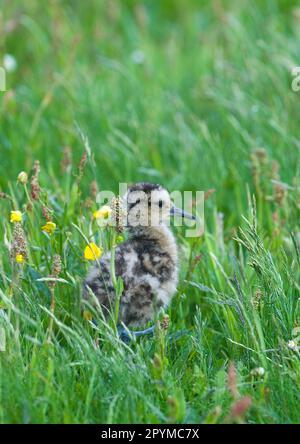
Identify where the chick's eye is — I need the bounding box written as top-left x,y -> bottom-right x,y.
158,200 -> 163,208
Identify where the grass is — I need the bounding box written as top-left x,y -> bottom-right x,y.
1,0 -> 300,424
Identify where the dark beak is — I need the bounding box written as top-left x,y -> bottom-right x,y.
170,206 -> 196,220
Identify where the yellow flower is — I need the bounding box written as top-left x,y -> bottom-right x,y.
93,205 -> 112,220
42,221 -> 56,235
83,310 -> 93,321
84,242 -> 102,260
17,171 -> 28,184
10,210 -> 22,223
15,254 -> 24,264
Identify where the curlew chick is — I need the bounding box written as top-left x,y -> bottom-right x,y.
83,182 -> 195,328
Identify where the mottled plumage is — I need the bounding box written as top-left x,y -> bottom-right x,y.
83,182 -> 193,328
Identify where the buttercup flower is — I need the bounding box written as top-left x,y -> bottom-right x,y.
42,221 -> 56,235
17,171 -> 28,185
93,205 -> 112,220
15,254 -> 24,264
10,210 -> 22,223
84,242 -> 102,260
83,310 -> 93,321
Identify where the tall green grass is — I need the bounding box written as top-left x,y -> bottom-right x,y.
1,0 -> 300,423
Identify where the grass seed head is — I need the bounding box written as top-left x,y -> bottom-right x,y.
77,151 -> 88,182
48,254 -> 62,289
0,191 -> 10,199
17,171 -> 28,184
30,160 -> 41,201
160,314 -> 170,331
228,361 -> 238,398
252,288 -> 262,309
110,196 -> 126,233
271,160 -> 280,181
61,146 -> 72,173
273,182 -> 288,206
90,180 -> 98,199
230,396 -> 252,421
10,222 -> 28,263
251,147 -> 268,164
42,206 -> 52,222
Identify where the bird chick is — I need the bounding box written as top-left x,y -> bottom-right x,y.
83,182 -> 195,328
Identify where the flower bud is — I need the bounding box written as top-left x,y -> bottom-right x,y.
17,171 -> 28,184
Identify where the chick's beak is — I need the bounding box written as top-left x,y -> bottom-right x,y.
170,206 -> 196,220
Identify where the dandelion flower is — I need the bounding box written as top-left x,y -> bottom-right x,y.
10,210 -> 22,223
42,221 -> 56,235
84,242 -> 102,260
17,171 -> 28,184
93,205 -> 112,220
15,254 -> 24,264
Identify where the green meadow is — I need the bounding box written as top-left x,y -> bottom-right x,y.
1,0 -> 300,423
